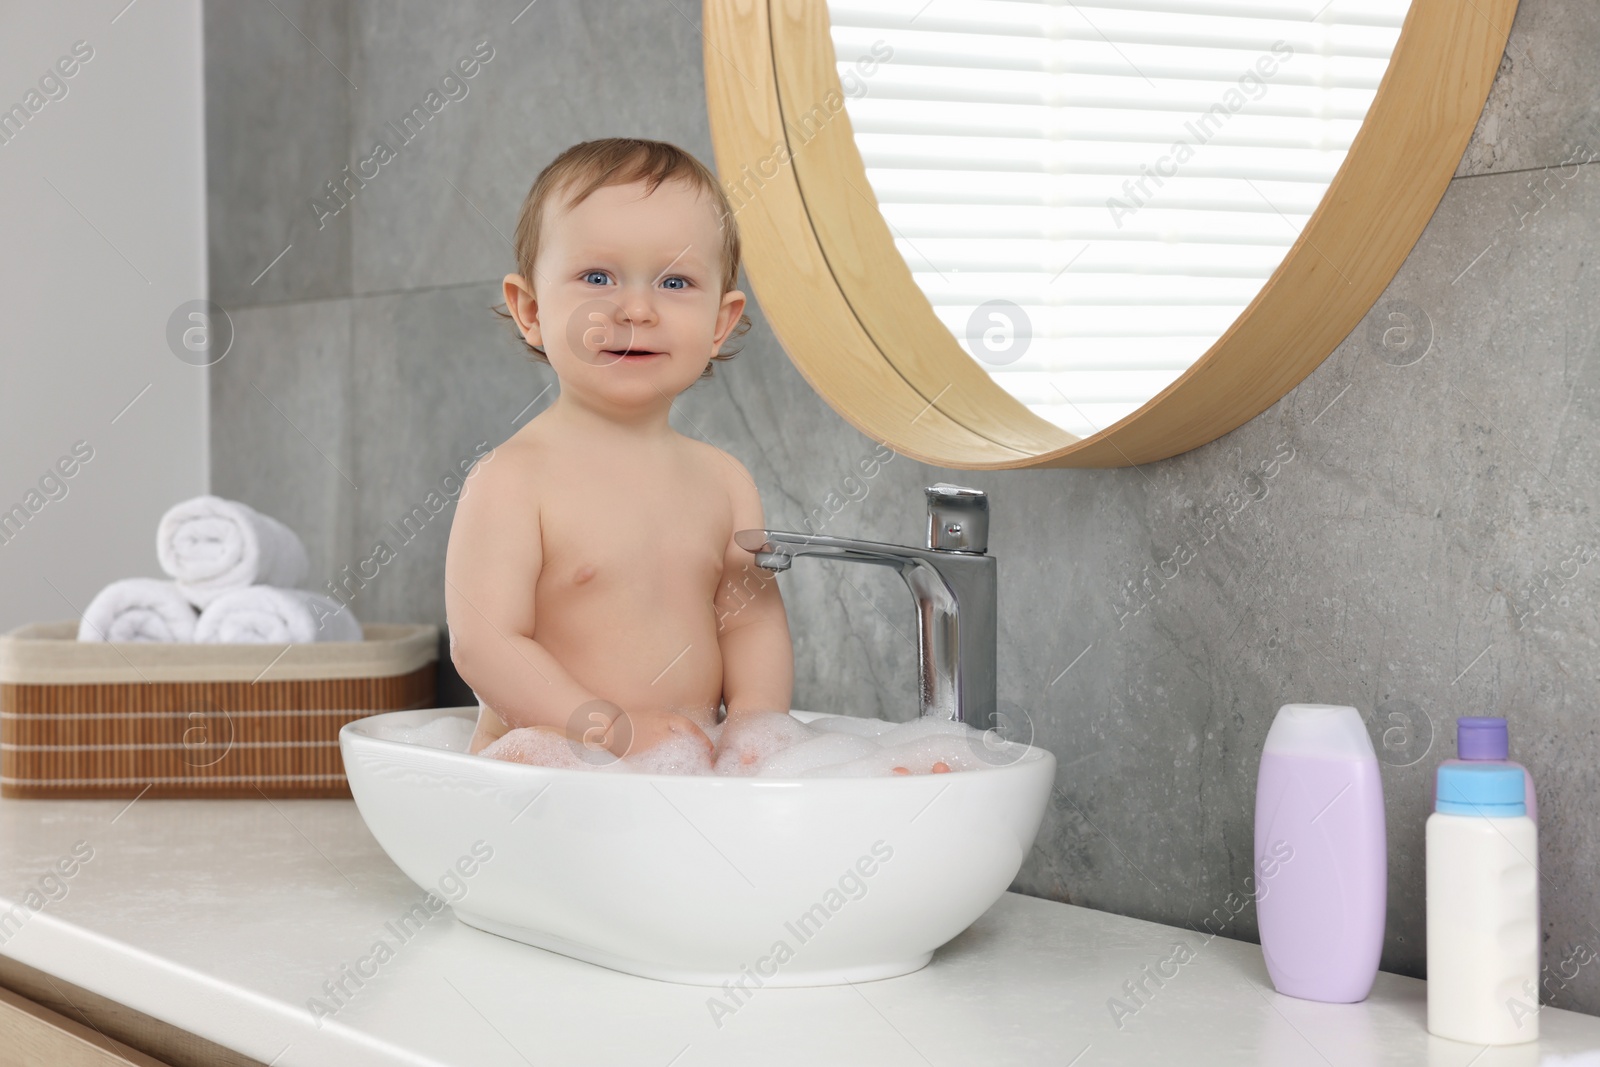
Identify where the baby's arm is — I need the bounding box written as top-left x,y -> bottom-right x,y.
714,459 -> 794,719
444,448 -> 604,740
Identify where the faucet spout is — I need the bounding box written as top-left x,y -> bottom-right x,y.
735,484 -> 996,729
732,529 -> 920,572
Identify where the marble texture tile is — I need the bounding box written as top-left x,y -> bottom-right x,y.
209,297 -> 357,590
1457,0 -> 1600,176
345,0 -> 712,295
204,0 -> 353,307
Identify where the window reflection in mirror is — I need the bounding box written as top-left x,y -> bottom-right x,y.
827,1 -> 1411,436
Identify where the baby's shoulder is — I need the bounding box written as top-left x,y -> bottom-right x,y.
680,436 -> 755,493
677,437 -> 765,521
457,433 -> 545,509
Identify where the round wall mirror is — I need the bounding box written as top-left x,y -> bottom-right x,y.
705,0 -> 1516,468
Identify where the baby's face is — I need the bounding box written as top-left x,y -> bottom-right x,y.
520,178 -> 745,409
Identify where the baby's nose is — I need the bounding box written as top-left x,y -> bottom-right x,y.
616,292 -> 658,323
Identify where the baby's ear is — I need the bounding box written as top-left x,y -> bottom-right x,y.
715,289 -> 747,347
503,273 -> 542,346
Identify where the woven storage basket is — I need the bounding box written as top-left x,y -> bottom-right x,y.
0,620 -> 437,799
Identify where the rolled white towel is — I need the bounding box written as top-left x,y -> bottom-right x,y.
157,495 -> 309,609
78,578 -> 199,643
194,587 -> 362,644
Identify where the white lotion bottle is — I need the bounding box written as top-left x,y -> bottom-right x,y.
1426,763 -> 1540,1044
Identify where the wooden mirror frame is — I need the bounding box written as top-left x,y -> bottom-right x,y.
704,0 -> 1517,468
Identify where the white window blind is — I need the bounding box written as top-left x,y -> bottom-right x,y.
825,0 -> 1410,437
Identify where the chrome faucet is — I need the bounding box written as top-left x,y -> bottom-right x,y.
734,483 -> 996,730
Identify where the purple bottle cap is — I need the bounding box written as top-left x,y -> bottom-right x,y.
1457,716 -> 1508,760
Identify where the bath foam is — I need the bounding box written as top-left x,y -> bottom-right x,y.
713,710 -> 816,776
808,732 -> 990,778
380,715 -> 476,753
463,709 -> 1024,779
477,717 -> 728,776
618,730 -> 715,776
479,727 -> 607,771
808,715 -> 897,739
754,732 -> 880,777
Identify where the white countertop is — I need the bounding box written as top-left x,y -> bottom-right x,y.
1,794 -> 1596,1067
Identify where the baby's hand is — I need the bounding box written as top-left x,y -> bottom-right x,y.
604,708 -> 714,761
712,709 -> 814,776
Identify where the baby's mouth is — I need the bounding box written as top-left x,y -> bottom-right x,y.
603,347 -> 664,359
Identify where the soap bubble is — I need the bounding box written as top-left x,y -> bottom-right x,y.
624,730 -> 715,776
809,715 -> 897,739
482,727 -> 590,769
714,710 -> 815,776
755,732 -> 879,776
380,714 -> 475,752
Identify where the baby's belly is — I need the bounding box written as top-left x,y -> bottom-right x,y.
472,604 -> 725,753
548,610 -> 725,724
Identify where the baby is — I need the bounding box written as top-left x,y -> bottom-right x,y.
445,138 -> 794,764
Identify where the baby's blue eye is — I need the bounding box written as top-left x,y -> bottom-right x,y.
662,276 -> 688,290
582,270 -> 610,285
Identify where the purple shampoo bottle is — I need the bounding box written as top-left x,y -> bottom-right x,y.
1254,703 -> 1387,1002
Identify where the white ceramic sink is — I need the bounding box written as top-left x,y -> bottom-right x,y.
340,706 -> 1055,987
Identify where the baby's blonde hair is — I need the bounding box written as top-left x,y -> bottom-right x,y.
498,138 -> 752,378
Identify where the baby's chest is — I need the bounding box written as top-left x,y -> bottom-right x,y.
539,475 -> 731,590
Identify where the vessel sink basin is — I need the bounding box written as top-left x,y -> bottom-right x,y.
340,707 -> 1054,987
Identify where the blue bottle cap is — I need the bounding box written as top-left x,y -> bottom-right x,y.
1436,764 -> 1526,816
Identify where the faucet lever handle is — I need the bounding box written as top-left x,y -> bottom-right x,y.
734,529 -> 794,572
925,484 -> 988,553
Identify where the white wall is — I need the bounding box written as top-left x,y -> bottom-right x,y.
0,0 -> 208,633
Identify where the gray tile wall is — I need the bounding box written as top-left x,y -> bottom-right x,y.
206,0 -> 1600,1013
